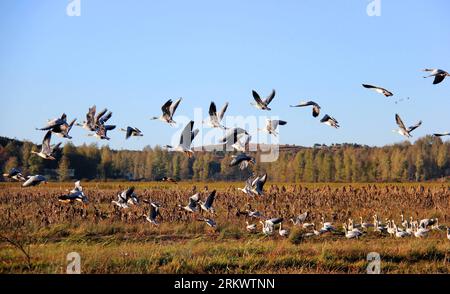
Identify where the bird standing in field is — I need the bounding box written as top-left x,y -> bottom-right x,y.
394,114 -> 422,138
362,84 -> 394,97
151,98 -> 182,125
423,68 -> 450,85
290,101 -> 321,117
251,89 -> 276,110
31,131 -> 61,160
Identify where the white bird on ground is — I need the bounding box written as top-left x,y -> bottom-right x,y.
419,218 -> 438,229
121,127 -> 143,139
151,98 -> 182,125
246,221 -> 257,232
320,217 -> 336,232
423,68 -> 450,85
70,180 -> 83,194
394,114 -> 422,138
164,121 -> 199,158
278,223 -> 289,237
343,224 -> 362,239
251,89 -> 275,110
31,131 -> 61,160
320,115 -> 340,128
290,101 -> 321,117
259,119 -> 287,137
199,190 -> 216,214
22,175 -> 47,187
362,84 -> 394,97
204,101 -> 229,129
413,223 -> 429,238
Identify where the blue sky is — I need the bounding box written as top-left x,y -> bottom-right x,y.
1,0 -> 449,150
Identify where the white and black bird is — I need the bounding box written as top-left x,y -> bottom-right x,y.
121,127 -> 143,139
143,201 -> 161,225
164,121 -> 199,158
112,187 -> 139,208
238,176 -> 255,195
31,131 -> 61,160
320,115 -> 340,129
200,218 -> 217,229
229,153 -> 256,170
251,89 -> 275,111
205,101 -> 229,129
362,84 -> 393,97
433,132 -> 450,137
251,174 -> 267,196
37,113 -> 68,132
199,190 -> 216,214
394,114 -> 422,138
290,211 -> 308,226
219,127 -> 250,152
259,119 -> 287,137
2,168 -> 25,181
178,193 -> 200,213
423,68 -> 450,85
22,175 -> 47,187
290,101 -> 321,117
77,105 -> 100,131
90,124 -> 116,140
58,182 -> 88,204
151,98 -> 182,125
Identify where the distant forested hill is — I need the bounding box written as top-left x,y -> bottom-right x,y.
0,136 -> 449,182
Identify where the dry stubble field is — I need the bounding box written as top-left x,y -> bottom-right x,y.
0,182 -> 449,274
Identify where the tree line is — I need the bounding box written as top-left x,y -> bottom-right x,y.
0,136 -> 449,182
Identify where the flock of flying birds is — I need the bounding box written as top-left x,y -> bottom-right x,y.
2,68 -> 450,240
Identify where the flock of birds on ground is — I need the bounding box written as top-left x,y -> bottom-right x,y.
2,68 -> 450,242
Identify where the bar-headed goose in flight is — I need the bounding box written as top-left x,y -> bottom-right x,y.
199,218 -> 217,229
205,101 -> 229,129
433,132 -> 450,137
230,153 -> 256,170
290,101 -> 321,117
423,68 -> 450,85
251,89 -> 275,110
219,127 -> 250,151
178,193 -> 200,213
31,131 -> 61,160
112,186 -> 139,208
151,98 -> 182,125
121,127 -> 143,139
251,173 -> 267,196
3,168 -> 26,181
164,121 -> 199,158
37,113 -> 68,131
199,190 -> 216,214
362,84 -> 394,97
58,181 -> 88,204
259,119 -> 287,137
320,115 -> 340,128
238,176 -> 254,195
394,114 -> 422,138
143,201 -> 161,225
77,105 -> 98,131
90,124 -> 116,140
22,175 -> 47,187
